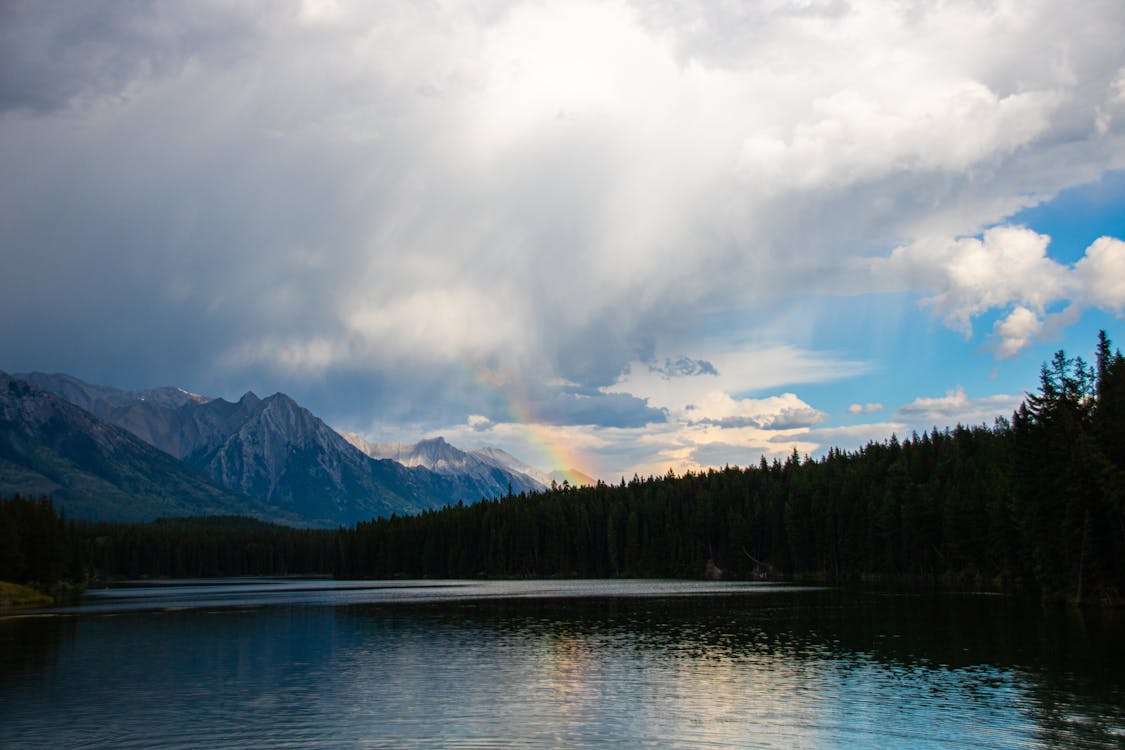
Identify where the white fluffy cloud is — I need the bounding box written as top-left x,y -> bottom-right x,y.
1075,237 -> 1125,312
685,392 -> 826,430
880,228 -> 1125,358
992,306 -> 1043,359
883,227 -> 1071,332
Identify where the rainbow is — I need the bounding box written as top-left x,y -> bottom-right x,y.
458,360 -> 595,485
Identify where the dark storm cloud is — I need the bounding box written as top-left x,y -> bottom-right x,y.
694,404 -> 826,430
528,389 -> 666,428
0,1 -> 263,113
649,356 -> 718,378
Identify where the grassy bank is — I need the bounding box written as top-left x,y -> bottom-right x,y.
0,580 -> 53,609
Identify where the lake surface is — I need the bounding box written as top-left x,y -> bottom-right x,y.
2,579 -> 1123,749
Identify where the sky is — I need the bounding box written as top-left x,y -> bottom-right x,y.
2,0 -> 1125,482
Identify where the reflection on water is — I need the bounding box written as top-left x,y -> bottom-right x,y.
1,581 -> 1123,749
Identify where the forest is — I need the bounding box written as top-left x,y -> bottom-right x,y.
3,333 -> 1123,604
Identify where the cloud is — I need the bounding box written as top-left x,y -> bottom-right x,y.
881,226 -> 1072,333
1074,237 -> 1125,312
878,228 -> 1125,357
848,402 -> 884,415
620,424 -> 824,478
899,387 -> 1023,426
684,441 -> 795,471
991,306 -> 1043,359
648,356 -> 718,378
609,345 -> 869,414
690,393 -> 826,430
0,3 -> 267,114
800,422 -> 908,451
518,388 -> 667,428
5,4 -> 1123,374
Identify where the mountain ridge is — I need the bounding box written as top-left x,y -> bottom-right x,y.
0,372 -> 293,523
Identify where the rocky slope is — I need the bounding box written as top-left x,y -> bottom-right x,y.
183,391 -> 454,525
0,372 -> 289,523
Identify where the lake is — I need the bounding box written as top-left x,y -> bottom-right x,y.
1,579 -> 1123,749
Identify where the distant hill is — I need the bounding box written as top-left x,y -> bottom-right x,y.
0,372 -> 291,523
343,434 -> 545,497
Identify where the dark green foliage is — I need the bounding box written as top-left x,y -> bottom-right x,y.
0,495 -> 84,585
0,499 -> 336,582
1012,336 -> 1125,603
78,516 -> 337,579
333,424 -> 1029,586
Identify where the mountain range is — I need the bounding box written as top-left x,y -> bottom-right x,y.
341,433 -> 547,497
348,435 -> 596,489
2,371 -> 588,527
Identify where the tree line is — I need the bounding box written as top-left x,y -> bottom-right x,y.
3,333 -> 1123,603
0,504 -> 339,584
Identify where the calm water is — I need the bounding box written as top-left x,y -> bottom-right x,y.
1,580 -> 1123,749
